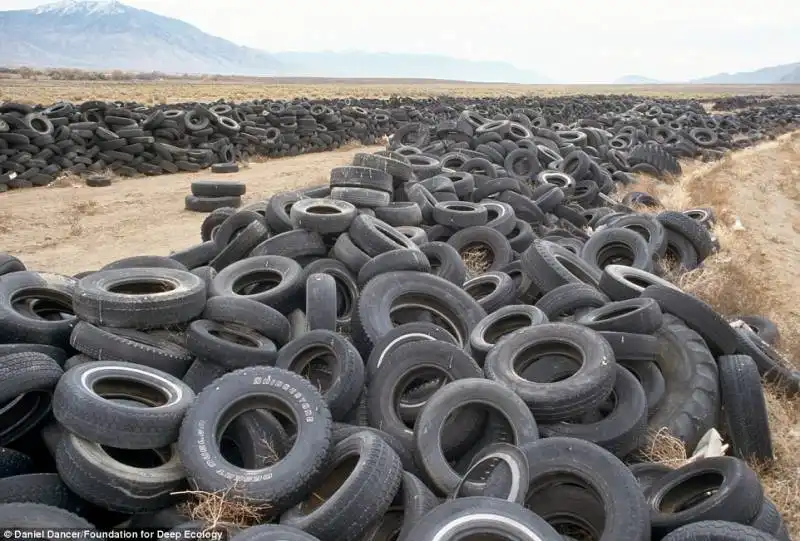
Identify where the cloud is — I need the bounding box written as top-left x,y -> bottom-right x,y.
5,0 -> 800,82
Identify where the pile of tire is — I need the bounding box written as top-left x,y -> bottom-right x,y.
1,95 -> 799,192
185,179 -> 246,212
0,106 -> 797,541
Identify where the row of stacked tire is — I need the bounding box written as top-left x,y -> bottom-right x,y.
1,95 -> 799,192
0,103 -> 797,541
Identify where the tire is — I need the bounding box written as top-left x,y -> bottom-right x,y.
0,448 -> 33,479
304,273 -> 337,331
469,305 -> 549,365
419,242 -> 467,286
0,271 -> 77,347
330,424 -> 416,475
279,431 -> 402,541
290,199 -> 357,234
367,340 -> 483,456
576,298 -> 663,334
185,194 -> 242,212
0,503 -> 94,529
203,296 -> 291,347
580,227 -> 653,274
628,143 -> 682,176
598,264 -> 679,301
612,214 -> 668,259
484,323 -> 616,422
718,355 -> 773,463
53,361 -> 194,449
186,320 -> 278,369
201,207 -> 238,242
540,365 -> 648,457
181,358 -> 227,394
178,367 -> 332,510
100,255 -> 189,272
170,241 -> 220,270
534,283 -> 609,320
647,456 -> 763,538
211,163 -> 239,174
414,379 -> 539,495
357,249 -> 431,287
481,200 -> 516,236
620,360 -> 666,416
402,497 -> 561,541
250,230 -> 328,262
661,521 -> 781,541
266,191 -> 304,234
0,253 -> 25,276
750,498 -> 789,541
209,221 -> 269,271
0,344 -> 67,367
365,322 -> 459,380
657,211 -> 715,261
276,329 -> 364,421
69,321 -> 193,377
446,226 -> 514,272
229,525 -> 320,541
209,256 -> 304,314
463,272 -> 517,314
395,226 -> 428,246
522,239 -> 601,294
0,474 -> 80,511
349,215 -> 419,256
332,233 -> 371,273
330,166 -> 393,192
302,259 -> 359,328
55,432 -> 184,513
73,268 -> 205,329
352,271 -> 486,357
433,201 -> 488,229
223,409 -> 290,469
352,152 -> 412,182
374,202 -> 423,227
521,437 -> 650,541
730,315 -> 779,346
191,180 -> 246,197
0,351 -> 63,405
629,462 -> 672,494
642,285 -> 738,356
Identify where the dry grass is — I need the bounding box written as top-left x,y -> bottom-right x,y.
175,487 -> 272,530
620,131 -> 800,536
3,79 -> 800,105
640,428 -> 689,467
460,246 -> 492,279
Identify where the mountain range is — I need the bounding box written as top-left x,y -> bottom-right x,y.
0,0 -> 797,85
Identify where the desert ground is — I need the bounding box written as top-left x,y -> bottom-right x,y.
1,77 -> 800,104
1,81 -> 799,535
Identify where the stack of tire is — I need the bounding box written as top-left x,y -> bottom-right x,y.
185,180 -> 246,212
0,107 -> 795,541
2,95 -> 800,192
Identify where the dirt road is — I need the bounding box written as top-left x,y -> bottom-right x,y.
0,145 -> 381,275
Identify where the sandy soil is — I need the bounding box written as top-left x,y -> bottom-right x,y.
0,145 -> 381,275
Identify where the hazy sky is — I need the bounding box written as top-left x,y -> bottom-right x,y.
4,0 -> 800,83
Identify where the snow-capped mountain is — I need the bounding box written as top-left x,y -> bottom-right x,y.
0,0 -> 284,75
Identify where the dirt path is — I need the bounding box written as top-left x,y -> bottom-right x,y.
0,145 -> 381,275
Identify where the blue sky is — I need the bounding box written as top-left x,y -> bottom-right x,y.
4,0 -> 799,83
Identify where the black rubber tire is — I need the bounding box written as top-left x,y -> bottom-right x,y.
0,271 -> 77,348
305,273 -> 337,331
276,329 -> 364,421
69,321 -> 193,377
352,152 -> 412,182
330,165 -> 393,192
657,211 -> 715,261
0,473 -> 80,511
642,285 -> 738,356
629,462 -> 673,495
419,242 -> 467,286
181,358 -> 227,394
367,340 -> 483,456
522,239 -> 601,294
279,431 -> 402,541
661,521 -> 781,541
580,227 -> 653,273
332,233 -> 372,273
209,221 -> 269,271
576,297 -> 663,334
374,202 -> 423,227
209,255 -> 304,314
302,259 -> 359,329
0,503 -> 95,529
201,207 -> 238,242
185,194 -> 242,212
480,200 -> 516,236
598,264 -> 679,301
55,432 -> 184,513
349,215 -> 419,257
365,322 -> 459,380
0,344 -> 67,367
223,409 -> 290,469
534,283 -> 609,320
186,319 -> 278,369
647,456 -> 763,538
402,497 -> 561,541
731,315 -> 779,346
73,268 -> 205,329
484,323 -> 616,422
0,448 -> 33,479
0,253 -> 25,276
211,162 -> 239,174
540,365 -> 648,457
191,180 -> 246,197
463,271 -> 517,314
0,351 -> 63,405
290,198 -> 357,234
469,305 -> 549,365
520,437 -> 651,541
100,255 -> 189,273
593,330 -> 657,363
250,230 -> 328,261
53,360 -> 194,449
330,423 -> 416,475
266,191 -> 304,234
628,143 -> 682,176
718,355 -> 773,463
357,249 -> 431,287
433,201 -> 488,229
170,241 -> 220,270
620,360 -> 666,417
414,379 -> 539,495
612,214 -> 668,259
446,226 -> 514,272
352,271 -> 486,357
203,295 -> 291,347
229,524 -> 320,541
178,366 -> 332,510
750,498 -> 789,541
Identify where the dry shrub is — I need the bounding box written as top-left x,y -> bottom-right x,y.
175,487 -> 271,529
460,246 -> 492,279
640,428 -> 689,467
50,173 -> 83,188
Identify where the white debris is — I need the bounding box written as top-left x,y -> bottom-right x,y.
688,428 -> 728,461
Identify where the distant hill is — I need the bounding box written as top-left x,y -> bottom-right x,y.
0,0 -> 284,75
691,62 -> 800,84
779,66 -> 800,83
271,51 -> 551,84
613,75 -> 664,85
0,0 -> 551,83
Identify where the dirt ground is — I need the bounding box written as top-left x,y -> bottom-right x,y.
3,78 -> 800,104
0,144 -> 381,275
